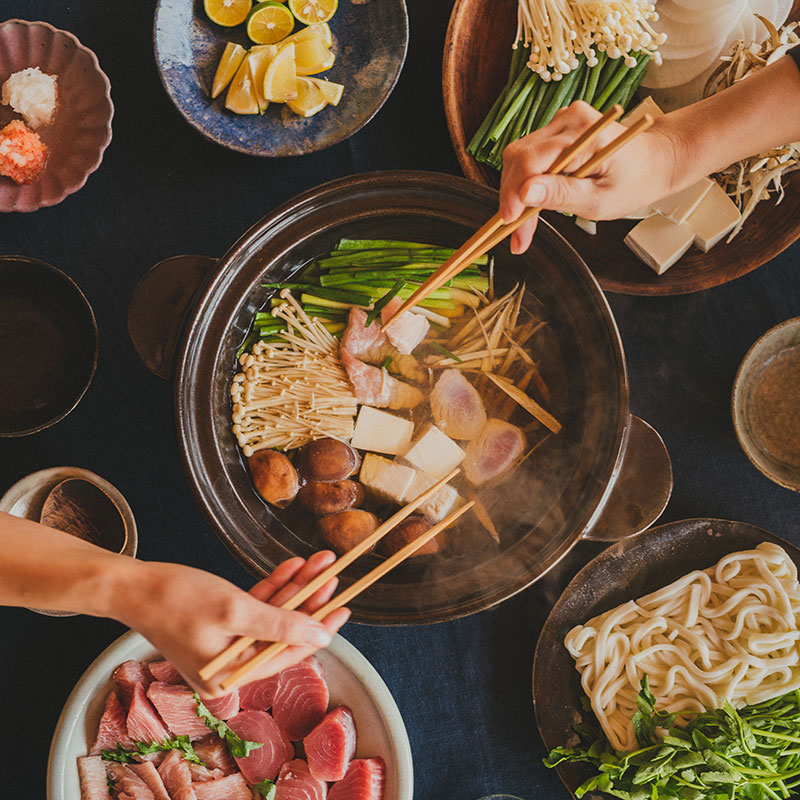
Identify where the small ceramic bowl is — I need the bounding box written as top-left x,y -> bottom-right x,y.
0,256 -> 98,436
733,317 -> 800,491
0,19 -> 113,212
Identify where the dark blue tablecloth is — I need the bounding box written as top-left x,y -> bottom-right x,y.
1,2 -> 799,798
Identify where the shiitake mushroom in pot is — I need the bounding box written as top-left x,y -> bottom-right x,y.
318,509 -> 379,554
380,515 -> 442,557
296,438 -> 361,483
247,449 -> 299,508
298,480 -> 365,516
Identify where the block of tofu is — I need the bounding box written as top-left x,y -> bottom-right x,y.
621,96 -> 664,128
651,178 -> 714,225
624,214 -> 696,275
684,181 -> 742,252
350,406 -> 414,455
399,423 -> 465,481
359,453 -> 416,505
401,471 -> 463,523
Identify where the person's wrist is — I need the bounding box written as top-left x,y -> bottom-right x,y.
644,119 -> 688,198
94,554 -> 150,625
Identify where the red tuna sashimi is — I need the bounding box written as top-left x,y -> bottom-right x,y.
187,762 -> 225,782
227,709 -> 293,783
78,755 -> 108,800
193,773 -> 252,800
328,758 -> 386,800
275,758 -> 328,800
239,674 -> 279,711
127,682 -> 171,745
272,656 -> 330,741
193,734 -> 237,774
205,688 -> 240,719
380,297 -> 429,354
158,750 -> 196,800
304,706 -> 357,781
147,660 -> 184,684
146,682 -> 210,740
113,660 -> 153,708
130,762 -> 171,800
106,762 -> 157,800
91,690 -> 134,754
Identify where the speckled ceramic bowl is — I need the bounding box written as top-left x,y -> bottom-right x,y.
0,20 -> 113,212
153,0 -> 408,156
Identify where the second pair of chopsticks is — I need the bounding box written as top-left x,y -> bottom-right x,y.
384,105 -> 654,325
199,468 -> 472,689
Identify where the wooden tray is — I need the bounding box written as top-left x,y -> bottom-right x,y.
442,0 -> 800,295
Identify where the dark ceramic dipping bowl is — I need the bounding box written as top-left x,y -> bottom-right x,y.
162,171 -> 672,625
0,256 -> 98,436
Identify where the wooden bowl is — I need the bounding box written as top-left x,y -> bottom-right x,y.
443,0 -> 800,295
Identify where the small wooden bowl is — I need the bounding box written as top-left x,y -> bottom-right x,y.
442,0 -> 800,295
733,317 -> 800,492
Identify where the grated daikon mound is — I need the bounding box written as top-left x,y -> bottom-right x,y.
1,67 -> 58,129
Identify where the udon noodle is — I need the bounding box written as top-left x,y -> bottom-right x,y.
565,542 -> 800,751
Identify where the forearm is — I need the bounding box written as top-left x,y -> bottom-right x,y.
0,511 -> 141,617
657,56 -> 800,193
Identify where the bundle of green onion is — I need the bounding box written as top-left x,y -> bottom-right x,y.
468,43 -> 651,170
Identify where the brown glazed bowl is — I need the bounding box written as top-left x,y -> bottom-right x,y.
533,518 -> 800,799
161,171 -> 671,625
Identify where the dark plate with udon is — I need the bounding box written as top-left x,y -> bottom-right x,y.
532,518 -> 800,800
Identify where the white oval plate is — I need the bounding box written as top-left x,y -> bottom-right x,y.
47,630 -> 413,800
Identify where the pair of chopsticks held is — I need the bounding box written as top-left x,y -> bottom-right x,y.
385,104 -> 654,325
202,105 -> 651,691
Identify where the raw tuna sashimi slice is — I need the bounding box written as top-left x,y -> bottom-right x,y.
275,758 -> 328,800
227,709 -> 293,783
129,761 -> 171,800
239,674 -> 279,711
328,757 -> 386,800
106,762 -> 157,800
187,762 -> 225,782
381,297 -> 429,354
91,690 -> 134,754
204,688 -> 240,720
127,682 -> 171,745
146,682 -> 210,740
193,734 -> 238,774
113,660 -> 153,708
77,755 -> 108,800
147,660 -> 184,685
192,773 -> 252,800
157,750 -> 197,800
304,706 -> 357,781
273,657 -> 330,741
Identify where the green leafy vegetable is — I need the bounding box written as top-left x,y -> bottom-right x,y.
429,342 -> 463,363
253,778 -> 278,799
545,680 -> 800,800
101,735 -> 204,765
194,693 -> 263,758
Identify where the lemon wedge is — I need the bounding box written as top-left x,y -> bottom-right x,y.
287,77 -> 328,117
248,44 -> 279,111
225,53 -> 260,114
211,42 -> 248,98
294,37 -> 335,76
283,22 -> 332,47
205,0 -> 252,26
263,41 -> 297,102
288,0 -> 337,25
308,76 -> 343,106
247,1 -> 295,44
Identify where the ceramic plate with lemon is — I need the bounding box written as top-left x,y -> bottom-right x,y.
153,0 -> 408,156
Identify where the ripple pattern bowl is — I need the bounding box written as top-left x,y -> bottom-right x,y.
0,20 -> 113,212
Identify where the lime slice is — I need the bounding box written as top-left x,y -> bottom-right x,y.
248,44 -> 279,111
247,1 -> 295,44
308,76 -> 343,105
294,36 -> 335,75
287,77 -> 328,117
283,22 -> 332,47
211,42 -> 248,98
288,0 -> 337,25
263,41 -> 298,102
225,53 -> 260,114
205,0 -> 252,27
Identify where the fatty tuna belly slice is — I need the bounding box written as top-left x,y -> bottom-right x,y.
91,690 -> 134,753
204,688 -> 239,720
77,756 -> 109,800
158,750 -> 197,800
273,656 -> 330,741
239,674 -> 279,711
275,758 -> 328,800
328,758 -> 386,800
127,682 -> 171,745
193,734 -> 238,774
146,682 -> 210,740
304,706 -> 357,781
228,709 -> 293,783
113,660 -> 153,708
146,660 -> 184,685
106,762 -> 159,800
129,762 -> 172,800
192,773 -> 252,800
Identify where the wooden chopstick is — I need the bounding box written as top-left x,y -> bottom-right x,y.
198,468 -> 461,682
384,103 -> 645,326
219,500 -> 475,691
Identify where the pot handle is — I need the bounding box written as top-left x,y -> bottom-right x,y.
127,255 -> 216,380
582,415 -> 673,542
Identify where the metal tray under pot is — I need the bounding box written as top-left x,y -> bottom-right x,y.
128,171 -> 672,625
